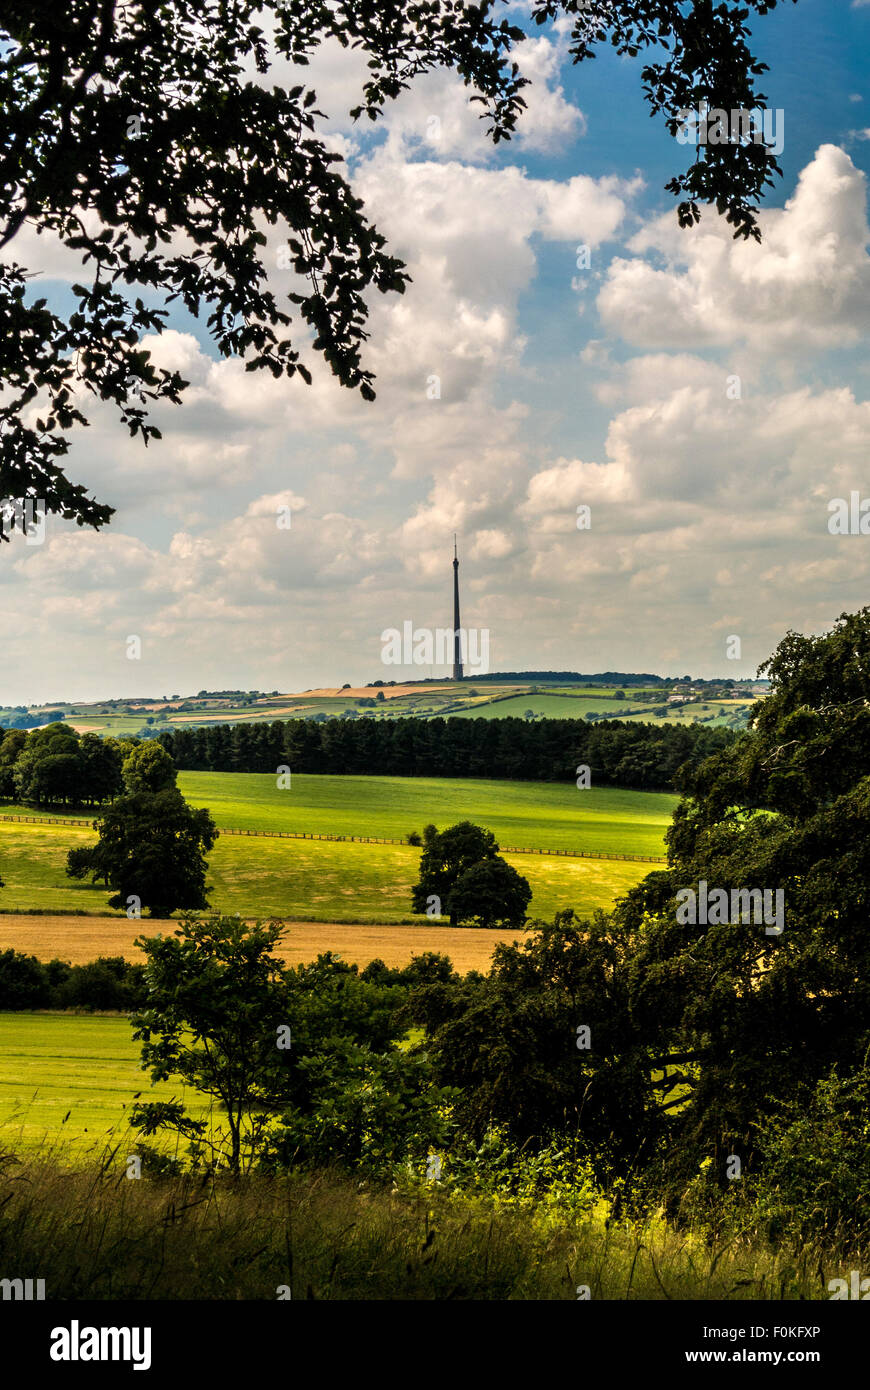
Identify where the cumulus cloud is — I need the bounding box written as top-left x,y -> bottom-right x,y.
5,110 -> 870,696
598,146 -> 870,351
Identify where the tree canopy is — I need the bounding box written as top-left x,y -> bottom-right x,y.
608,607 -> 870,1204
130,915 -> 452,1175
411,819 -> 531,927
67,782 -> 218,916
9,721 -> 124,805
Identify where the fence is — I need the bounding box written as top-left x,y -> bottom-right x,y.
0,814 -> 666,865
0,813 -> 92,826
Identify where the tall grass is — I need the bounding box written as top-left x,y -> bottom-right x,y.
0,1147 -> 852,1300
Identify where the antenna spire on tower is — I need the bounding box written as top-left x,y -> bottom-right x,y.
452,534 -> 463,681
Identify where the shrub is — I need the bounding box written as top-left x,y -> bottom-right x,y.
749,1069 -> 870,1244
0,949 -> 49,1009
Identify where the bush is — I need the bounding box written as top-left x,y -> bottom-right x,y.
0,949 -> 50,1009
56,958 -> 147,1012
749,1069 -> 870,1244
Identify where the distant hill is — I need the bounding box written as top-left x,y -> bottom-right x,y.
441,671 -> 668,685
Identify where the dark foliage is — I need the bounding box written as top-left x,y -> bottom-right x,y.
155,715 -> 735,791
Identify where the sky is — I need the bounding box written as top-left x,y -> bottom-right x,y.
3,0 -> 870,702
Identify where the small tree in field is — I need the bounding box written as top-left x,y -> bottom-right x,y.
411,820 -> 530,927
66,786 -> 217,916
131,916 -> 289,1175
447,856 -> 532,930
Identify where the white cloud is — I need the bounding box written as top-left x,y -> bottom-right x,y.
6,125 -> 870,696
598,146 -> 870,352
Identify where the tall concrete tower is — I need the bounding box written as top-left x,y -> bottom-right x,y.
452,534 -> 463,681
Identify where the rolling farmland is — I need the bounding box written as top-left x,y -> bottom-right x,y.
0,816 -> 653,925
0,772 -> 673,924
6,676 -> 758,739
0,767 -> 671,1155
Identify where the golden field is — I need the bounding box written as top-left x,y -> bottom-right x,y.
0,912 -> 524,974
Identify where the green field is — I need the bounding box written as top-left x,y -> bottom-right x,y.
177,771 -> 676,854
624,699 -> 750,728
451,693 -> 650,720
0,772 -> 672,922
0,770 -> 677,853
450,693 -> 750,726
0,1012 -> 207,1153
0,820 -> 651,923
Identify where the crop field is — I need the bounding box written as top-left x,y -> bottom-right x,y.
0,913 -> 528,972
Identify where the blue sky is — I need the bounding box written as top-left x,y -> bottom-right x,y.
3,0 -> 870,702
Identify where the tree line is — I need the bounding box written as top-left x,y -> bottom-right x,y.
155,716 -> 736,792
0,714 -> 736,807
0,951 -> 145,1012
0,722 -> 126,805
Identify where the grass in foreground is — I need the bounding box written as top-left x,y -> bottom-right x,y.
0,1155 -> 848,1300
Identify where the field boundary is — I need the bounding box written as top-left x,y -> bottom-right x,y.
0,813 -> 666,865
1,813 -> 93,825
219,827 -> 666,863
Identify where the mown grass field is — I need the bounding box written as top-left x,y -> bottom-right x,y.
0,818 -> 650,922
0,772 -> 677,855
175,771 -> 676,854
0,1012 -> 205,1153
0,773 -> 669,921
